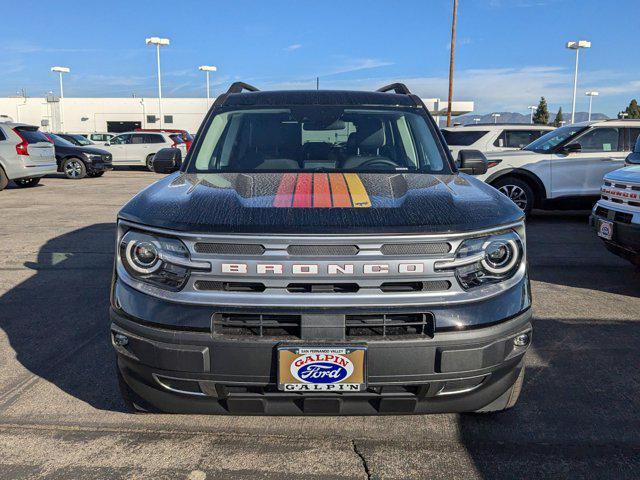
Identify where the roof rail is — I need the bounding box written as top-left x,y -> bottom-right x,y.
462,122 -> 554,127
376,83 -> 412,95
212,82 -> 260,107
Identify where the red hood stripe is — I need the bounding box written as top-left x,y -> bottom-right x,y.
273,173 -> 297,207
292,173 -> 313,207
312,173 -> 332,208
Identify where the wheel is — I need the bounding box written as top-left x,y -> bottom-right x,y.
0,167 -> 8,191
146,154 -> 155,172
62,158 -> 87,179
117,367 -> 155,414
14,177 -> 41,188
472,366 -> 525,413
87,171 -> 105,178
493,177 -> 535,215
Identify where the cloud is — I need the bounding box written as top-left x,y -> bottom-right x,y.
284,44 -> 302,52
326,57 -> 394,76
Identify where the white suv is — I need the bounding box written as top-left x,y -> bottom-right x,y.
442,124 -> 554,159
0,122 -> 57,191
99,131 -> 187,170
478,120 -> 640,213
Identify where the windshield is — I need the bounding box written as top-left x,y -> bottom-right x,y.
47,134 -> 76,147
67,134 -> 93,146
524,125 -> 586,152
188,107 -> 450,174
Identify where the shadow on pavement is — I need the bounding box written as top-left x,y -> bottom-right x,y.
457,317 -> 640,479
0,223 -> 125,412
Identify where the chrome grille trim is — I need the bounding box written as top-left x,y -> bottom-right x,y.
116,220 -> 526,308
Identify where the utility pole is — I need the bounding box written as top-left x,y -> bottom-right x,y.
446,0 -> 458,127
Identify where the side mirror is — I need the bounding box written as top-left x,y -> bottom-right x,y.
626,151 -> 640,165
151,148 -> 182,174
561,142 -> 581,154
457,149 -> 488,175
104,142 -> 110,146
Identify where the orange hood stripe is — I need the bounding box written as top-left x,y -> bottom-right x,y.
328,173 -> 352,207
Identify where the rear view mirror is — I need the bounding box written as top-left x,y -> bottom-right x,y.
151,148 -> 182,174
457,149 -> 488,175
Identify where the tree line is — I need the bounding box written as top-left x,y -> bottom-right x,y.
532,98 -> 640,126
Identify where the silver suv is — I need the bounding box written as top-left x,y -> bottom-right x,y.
0,122 -> 57,191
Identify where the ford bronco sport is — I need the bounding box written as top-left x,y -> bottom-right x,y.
110,82 -> 532,415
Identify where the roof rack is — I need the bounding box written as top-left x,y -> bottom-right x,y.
376,83 -> 412,95
462,122 -> 554,127
213,82 -> 260,107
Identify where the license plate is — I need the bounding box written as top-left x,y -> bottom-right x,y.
278,346 -> 366,392
598,219 -> 614,240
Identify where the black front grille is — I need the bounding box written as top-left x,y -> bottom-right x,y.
380,280 -> 451,292
594,206 -> 633,224
595,206 -> 608,217
195,281 -> 265,292
287,245 -> 359,256
194,243 -> 265,255
616,212 -> 633,224
287,283 -> 359,293
345,313 -> 435,338
380,243 -> 450,255
213,313 -> 301,337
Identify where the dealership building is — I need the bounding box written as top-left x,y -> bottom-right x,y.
0,96 -> 474,134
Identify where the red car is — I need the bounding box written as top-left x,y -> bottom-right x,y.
135,128 -> 194,151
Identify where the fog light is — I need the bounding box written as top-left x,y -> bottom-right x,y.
513,333 -> 530,347
113,333 -> 129,346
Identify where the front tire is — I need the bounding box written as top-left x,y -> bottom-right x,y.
14,177 -> 41,188
62,158 -> 87,179
146,154 -> 155,172
0,167 -> 8,191
493,177 -> 535,215
117,368 -> 154,414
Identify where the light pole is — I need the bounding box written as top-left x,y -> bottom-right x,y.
566,40 -> 591,124
51,66 -> 70,132
198,65 -> 217,107
492,113 -> 500,124
146,37 -> 170,129
446,0 -> 458,127
585,91 -> 599,121
528,105 -> 537,124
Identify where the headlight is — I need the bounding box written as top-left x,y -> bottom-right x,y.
119,230 -> 202,291
436,230 -> 524,290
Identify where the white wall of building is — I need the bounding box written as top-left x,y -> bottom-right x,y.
0,96 -> 473,133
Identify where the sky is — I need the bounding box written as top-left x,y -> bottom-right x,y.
0,0 -> 638,116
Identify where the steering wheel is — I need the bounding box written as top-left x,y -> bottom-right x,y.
356,157 -> 399,169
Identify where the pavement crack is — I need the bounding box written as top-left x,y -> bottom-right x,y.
351,439 -> 372,480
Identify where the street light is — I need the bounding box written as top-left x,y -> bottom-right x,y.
198,65 -> 217,106
527,105 -> 537,124
145,36 -> 170,129
566,40 -> 591,124
51,66 -> 70,132
491,113 -> 500,124
585,91 -> 599,121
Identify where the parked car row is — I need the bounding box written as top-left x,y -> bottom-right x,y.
0,122 -> 191,190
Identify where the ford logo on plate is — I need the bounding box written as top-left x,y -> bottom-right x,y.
290,353 -> 354,384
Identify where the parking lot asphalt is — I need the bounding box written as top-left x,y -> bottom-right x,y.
1,170 -> 639,479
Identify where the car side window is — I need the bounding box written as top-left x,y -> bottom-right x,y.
144,134 -> 164,144
0,128 -> 6,141
131,134 -> 145,144
110,134 -> 131,145
574,127 -> 621,152
627,128 -> 640,151
496,130 -> 541,149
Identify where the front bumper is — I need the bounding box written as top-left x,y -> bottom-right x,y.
590,202 -> 640,259
111,307 -> 532,415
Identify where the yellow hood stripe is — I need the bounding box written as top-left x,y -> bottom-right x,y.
343,174 -> 372,208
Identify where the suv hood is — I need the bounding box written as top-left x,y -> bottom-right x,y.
119,172 -> 523,234
55,144 -> 111,156
604,165 -> 640,183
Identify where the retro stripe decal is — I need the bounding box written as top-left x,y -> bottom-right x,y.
343,173 -> 372,208
328,173 -> 352,208
292,173 -> 313,208
274,173 -> 371,208
313,173 -> 332,208
273,173 -> 297,207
